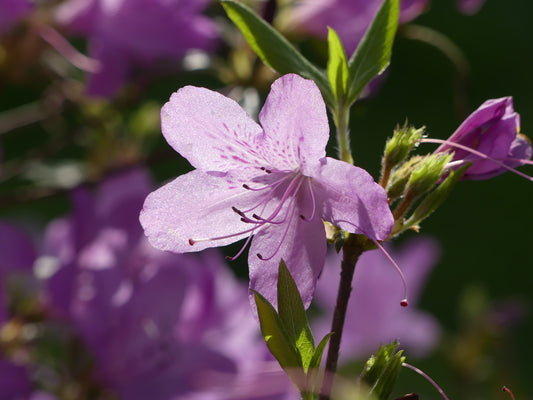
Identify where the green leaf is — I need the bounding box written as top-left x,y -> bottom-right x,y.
277,260 -> 315,372
309,332 -> 333,371
221,0 -> 335,108
253,290 -> 302,371
346,0 -> 400,105
327,27 -> 349,102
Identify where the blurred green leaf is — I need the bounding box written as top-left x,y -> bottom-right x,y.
277,260 -> 315,371
327,27 -> 349,103
346,0 -> 399,105
221,0 -> 335,108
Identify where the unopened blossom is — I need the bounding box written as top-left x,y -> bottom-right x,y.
44,169 -> 295,400
54,0 -> 218,97
290,0 -> 428,55
0,0 -> 32,34
313,238 -> 441,362
140,74 -> 393,309
434,97 -> 531,180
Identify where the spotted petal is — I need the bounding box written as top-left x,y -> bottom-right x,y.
258,74 -> 330,174
140,169 -> 269,253
161,86 -> 267,172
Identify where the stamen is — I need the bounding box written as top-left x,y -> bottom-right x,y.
36,25 -> 102,73
372,240 -> 409,307
188,225 -> 258,246
422,138 -> 533,182
300,178 -> 317,221
256,195 -> 300,261
502,386 -> 516,400
402,363 -> 450,400
226,233 -> 254,261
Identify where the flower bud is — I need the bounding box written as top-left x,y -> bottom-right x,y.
434,97 -> 531,180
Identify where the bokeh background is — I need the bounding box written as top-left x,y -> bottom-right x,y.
1,0 -> 531,399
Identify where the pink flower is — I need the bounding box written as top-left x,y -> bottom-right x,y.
140,74 -> 393,309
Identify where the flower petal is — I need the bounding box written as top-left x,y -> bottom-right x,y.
161,86 -> 267,172
248,205 -> 326,310
258,74 -> 329,174
140,169 -> 268,253
312,157 -> 393,240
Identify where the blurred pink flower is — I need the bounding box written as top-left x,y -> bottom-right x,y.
54,0 -> 219,97
313,237 -> 441,362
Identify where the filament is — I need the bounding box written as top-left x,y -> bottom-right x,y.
300,178 -> 317,221
402,363 -> 450,400
372,240 -> 409,307
422,137 -> 533,182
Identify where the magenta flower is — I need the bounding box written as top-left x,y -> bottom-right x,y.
434,97 -> 531,180
291,0 -> 427,54
140,74 -> 393,308
54,0 -> 219,97
313,238 -> 441,362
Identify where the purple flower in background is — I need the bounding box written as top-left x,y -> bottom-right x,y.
0,0 -> 32,34
43,169 -> 294,399
140,74 -> 393,309
0,222 -> 51,400
434,97 -> 531,180
291,0 -> 428,54
457,0 -> 486,15
54,0 -> 219,97
313,238 -> 441,362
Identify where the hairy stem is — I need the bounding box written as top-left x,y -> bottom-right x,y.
334,105 -> 353,165
319,234 -> 365,400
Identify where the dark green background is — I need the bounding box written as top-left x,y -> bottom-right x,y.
350,1 -> 532,398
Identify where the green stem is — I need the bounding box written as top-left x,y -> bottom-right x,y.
319,234 -> 366,400
334,105 -> 353,165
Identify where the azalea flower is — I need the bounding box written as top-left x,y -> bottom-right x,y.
140,74 -> 393,308
432,97 -> 532,180
290,0 -> 428,55
54,0 -> 219,97
43,169 -> 295,400
313,238 -> 441,362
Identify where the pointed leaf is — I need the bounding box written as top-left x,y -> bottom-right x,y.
277,260 -> 315,371
327,27 -> 349,102
361,342 -> 405,400
221,0 -> 335,108
309,332 -> 333,371
253,290 -> 302,371
346,0 -> 400,105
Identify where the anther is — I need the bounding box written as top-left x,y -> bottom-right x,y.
257,253 -> 264,260
502,386 -> 516,400
252,214 -> 261,219
243,184 -> 251,190
232,206 -> 245,217
188,239 -> 195,246
401,299 -> 409,307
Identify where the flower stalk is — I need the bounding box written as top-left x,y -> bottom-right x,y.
319,234 -> 370,400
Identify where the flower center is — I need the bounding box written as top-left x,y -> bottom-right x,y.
188,168 -> 317,262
